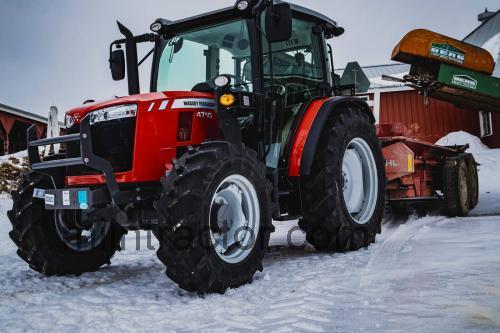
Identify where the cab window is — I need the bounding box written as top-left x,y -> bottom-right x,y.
262,18 -> 325,101
157,19 -> 253,92
261,16 -> 326,167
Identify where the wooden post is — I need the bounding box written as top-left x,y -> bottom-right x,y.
0,115 -> 14,155
45,106 -> 60,156
4,137 -> 9,155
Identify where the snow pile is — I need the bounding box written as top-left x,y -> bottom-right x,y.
435,131 -> 489,153
0,151 -> 28,194
437,131 -> 500,215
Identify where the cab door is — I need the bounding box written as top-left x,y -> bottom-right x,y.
259,15 -> 330,168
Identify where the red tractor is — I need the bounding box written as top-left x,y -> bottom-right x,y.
8,0 -> 385,293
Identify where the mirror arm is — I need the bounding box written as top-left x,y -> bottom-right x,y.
111,33 -> 157,48
138,48 -> 155,67
252,0 -> 269,15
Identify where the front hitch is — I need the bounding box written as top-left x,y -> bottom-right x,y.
27,116 -> 125,206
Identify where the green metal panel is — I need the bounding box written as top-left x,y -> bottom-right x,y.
438,64 -> 500,99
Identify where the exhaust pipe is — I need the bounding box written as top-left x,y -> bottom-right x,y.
117,21 -> 140,95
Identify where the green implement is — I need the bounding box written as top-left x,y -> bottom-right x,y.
389,29 -> 500,113
433,64 -> 500,112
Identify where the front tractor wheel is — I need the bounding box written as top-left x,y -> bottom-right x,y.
8,172 -> 125,276
154,142 -> 273,294
299,108 -> 386,252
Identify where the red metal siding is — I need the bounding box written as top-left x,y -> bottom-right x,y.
379,90 -> 481,143
482,112 -> 500,148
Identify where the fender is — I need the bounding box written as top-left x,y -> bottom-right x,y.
288,96 -> 375,177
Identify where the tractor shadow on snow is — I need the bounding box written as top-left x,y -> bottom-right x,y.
383,202 -> 445,227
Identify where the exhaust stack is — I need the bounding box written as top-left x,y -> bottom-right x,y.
117,21 -> 140,95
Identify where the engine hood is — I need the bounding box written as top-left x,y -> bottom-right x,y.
65,91 -> 214,126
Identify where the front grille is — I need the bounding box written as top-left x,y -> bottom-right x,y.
65,117 -> 136,175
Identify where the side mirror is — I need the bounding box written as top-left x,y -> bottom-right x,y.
265,3 -> 292,43
109,49 -> 125,81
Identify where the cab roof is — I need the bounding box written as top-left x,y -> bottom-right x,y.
157,1 -> 340,37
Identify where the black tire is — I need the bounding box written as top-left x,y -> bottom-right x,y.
299,107 -> 385,251
462,153 -> 479,209
8,172 -> 125,276
443,157 -> 469,217
154,142 -> 273,294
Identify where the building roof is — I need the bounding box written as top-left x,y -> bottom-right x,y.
0,103 -> 64,127
0,103 -> 49,123
463,9 -> 500,77
336,63 -> 410,90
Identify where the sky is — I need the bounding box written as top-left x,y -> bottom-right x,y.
0,0 -> 498,118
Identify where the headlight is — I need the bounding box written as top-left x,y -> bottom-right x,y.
150,22 -> 162,32
236,0 -> 249,11
214,75 -> 231,88
89,104 -> 137,125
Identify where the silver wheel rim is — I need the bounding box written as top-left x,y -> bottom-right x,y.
209,174 -> 260,264
341,138 -> 379,225
54,211 -> 110,252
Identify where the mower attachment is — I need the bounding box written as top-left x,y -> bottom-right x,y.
27,116 -> 123,206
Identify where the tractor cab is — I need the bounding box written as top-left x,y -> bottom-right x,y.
110,0 -> 345,169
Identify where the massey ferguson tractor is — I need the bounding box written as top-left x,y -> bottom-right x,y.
8,0 -> 386,293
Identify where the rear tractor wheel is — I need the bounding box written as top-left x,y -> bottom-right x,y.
154,142 -> 273,294
299,108 -> 386,252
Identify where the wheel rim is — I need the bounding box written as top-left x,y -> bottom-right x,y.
54,210 -> 110,252
209,174 -> 260,264
341,138 -> 379,224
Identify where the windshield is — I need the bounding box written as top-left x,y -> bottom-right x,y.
156,19 -> 253,92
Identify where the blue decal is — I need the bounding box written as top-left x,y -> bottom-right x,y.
78,191 -> 88,210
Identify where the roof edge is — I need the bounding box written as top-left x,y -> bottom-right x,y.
463,9 -> 500,41
0,103 -> 64,127
159,1 -> 338,35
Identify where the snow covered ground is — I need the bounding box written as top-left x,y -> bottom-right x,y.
1,200 -> 500,332
1,133 -> 499,332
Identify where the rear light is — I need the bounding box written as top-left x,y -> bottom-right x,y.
177,112 -> 193,142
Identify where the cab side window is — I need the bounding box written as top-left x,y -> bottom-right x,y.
262,18 -> 325,108
261,16 -> 326,167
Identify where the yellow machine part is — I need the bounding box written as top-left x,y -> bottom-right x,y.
391,29 -> 495,75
